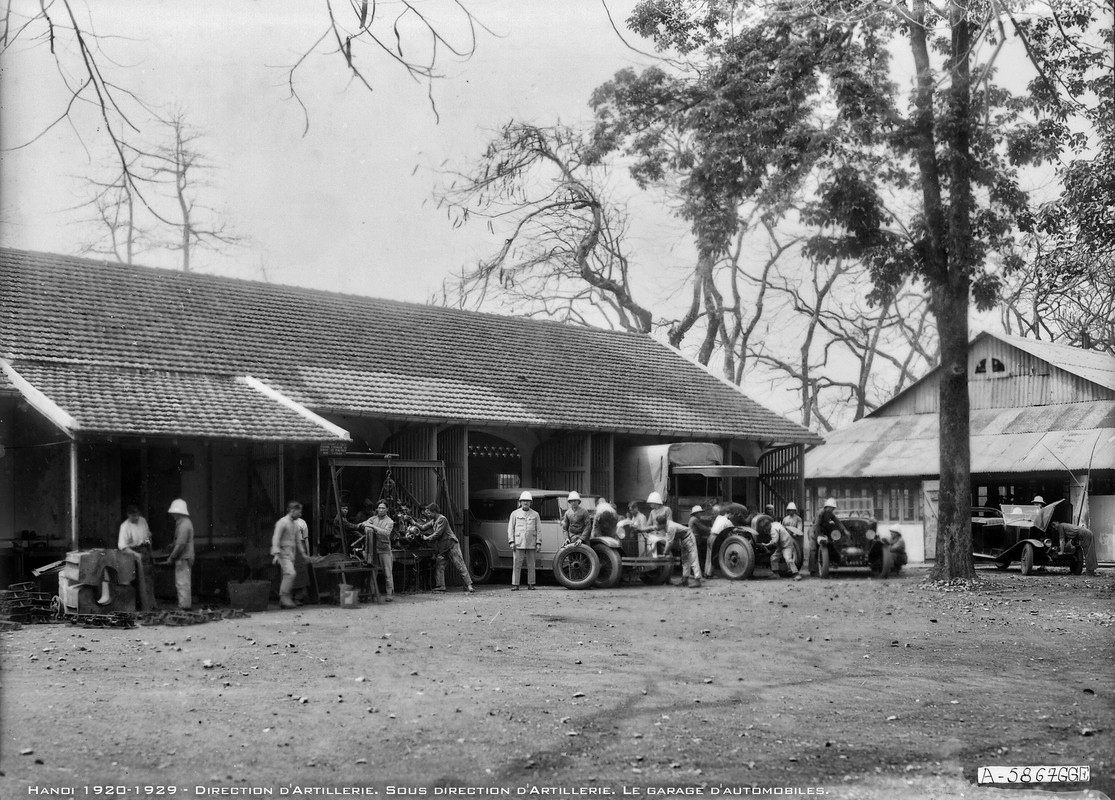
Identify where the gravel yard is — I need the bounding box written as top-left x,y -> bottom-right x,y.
2,566 -> 1112,799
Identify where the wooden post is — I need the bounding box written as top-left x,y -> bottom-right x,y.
314,448 -> 321,555
69,440 -> 79,550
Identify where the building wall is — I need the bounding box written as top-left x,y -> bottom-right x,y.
534,433 -> 591,494
0,400 -> 72,583
807,477 -> 927,563
437,426 -> 469,529
0,397 -> 17,542
879,338 -> 1114,416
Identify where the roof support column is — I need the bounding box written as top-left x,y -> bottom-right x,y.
797,444 -> 807,512
69,440 -> 79,551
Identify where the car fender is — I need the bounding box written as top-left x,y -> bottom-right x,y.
996,538 -> 1049,561
589,535 -> 622,550
471,536 -> 498,564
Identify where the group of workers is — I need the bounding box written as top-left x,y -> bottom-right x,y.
329,498 -> 477,602
99,498 -> 195,612
101,488 -> 1099,613
548,490 -> 836,588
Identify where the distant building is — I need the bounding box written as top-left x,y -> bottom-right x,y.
805,331 -> 1115,564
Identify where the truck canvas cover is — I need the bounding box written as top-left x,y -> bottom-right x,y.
615,442 -> 757,504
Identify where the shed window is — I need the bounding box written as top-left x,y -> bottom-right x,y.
974,357 -> 1005,375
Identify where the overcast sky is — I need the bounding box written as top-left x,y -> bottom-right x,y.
0,0 -> 691,302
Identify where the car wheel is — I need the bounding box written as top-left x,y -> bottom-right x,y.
1020,542 -> 1035,576
818,545 -> 831,578
718,534 -> 755,580
591,543 -> 622,589
467,541 -> 493,585
880,546 -> 895,579
553,543 -> 600,590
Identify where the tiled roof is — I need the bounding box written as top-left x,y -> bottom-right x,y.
0,248 -> 819,443
6,361 -> 345,442
805,401 -> 1115,478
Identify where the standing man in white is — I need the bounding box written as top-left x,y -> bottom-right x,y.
507,490 -> 542,591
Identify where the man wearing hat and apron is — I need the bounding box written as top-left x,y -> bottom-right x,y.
163,498 -> 195,610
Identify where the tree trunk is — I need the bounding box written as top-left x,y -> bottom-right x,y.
930,276 -> 975,580
930,1 -> 976,580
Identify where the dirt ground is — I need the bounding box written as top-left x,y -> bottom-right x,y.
2,564 -> 1112,800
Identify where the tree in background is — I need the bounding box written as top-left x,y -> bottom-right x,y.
438,122 -> 654,333
999,9 -> 1114,352
592,0 -> 1111,580
77,114 -> 241,271
2,0 -> 484,227
440,124 -> 936,434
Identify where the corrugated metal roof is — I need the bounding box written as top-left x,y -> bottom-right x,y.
0,247 -> 820,444
805,401 -> 1115,478
994,333 -> 1115,392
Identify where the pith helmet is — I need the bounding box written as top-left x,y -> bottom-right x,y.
519,491 -> 533,502
691,505 -> 703,514
824,498 -> 837,508
786,502 -> 798,512
167,498 -> 190,516
567,491 -> 581,502
647,492 -> 664,505
1032,495 -> 1045,504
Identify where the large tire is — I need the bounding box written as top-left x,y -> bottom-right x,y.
1020,542 -> 1035,576
718,534 -> 755,580
467,541 -> 493,585
553,543 -> 600,590
640,562 -> 673,585
818,544 -> 832,578
880,546 -> 895,579
591,543 -> 622,589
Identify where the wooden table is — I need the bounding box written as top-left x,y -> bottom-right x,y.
326,561 -> 381,604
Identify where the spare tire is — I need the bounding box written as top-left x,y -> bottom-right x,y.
553,543 -> 600,590
591,542 -> 622,589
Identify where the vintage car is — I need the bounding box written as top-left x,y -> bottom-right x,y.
468,488 -> 675,589
692,512 -> 804,580
974,501 -> 1085,575
467,488 -> 569,583
971,506 -> 1010,569
816,515 -> 906,579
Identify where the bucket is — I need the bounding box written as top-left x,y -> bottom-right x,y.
337,583 -> 360,608
228,580 -> 271,612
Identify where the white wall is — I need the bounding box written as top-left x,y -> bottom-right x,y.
1091,495 -> 1115,562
